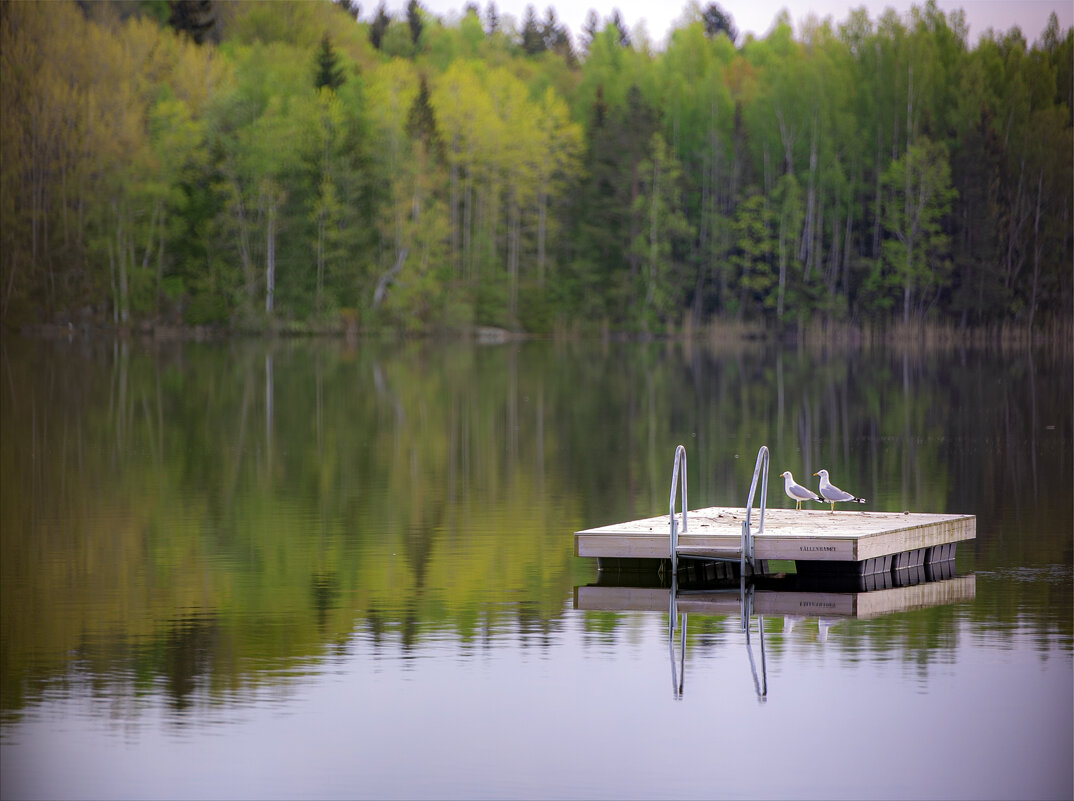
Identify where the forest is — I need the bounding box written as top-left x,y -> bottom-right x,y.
1,0 -> 1071,336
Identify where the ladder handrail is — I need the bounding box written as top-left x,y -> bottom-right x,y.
668,445 -> 688,570
740,445 -> 770,572
740,573 -> 768,699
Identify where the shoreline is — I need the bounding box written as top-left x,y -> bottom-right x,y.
9,317 -> 1072,354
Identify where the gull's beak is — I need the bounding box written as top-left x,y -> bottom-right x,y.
813,472 -> 819,476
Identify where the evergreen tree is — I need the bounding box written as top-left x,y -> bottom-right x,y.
610,10 -> 630,48
541,8 -> 574,64
581,10 -> 599,54
573,84 -> 659,323
314,34 -> 345,91
336,0 -> 361,21
370,2 -> 390,49
406,75 -> 443,162
406,0 -> 423,47
167,0 -> 215,44
701,3 -> 737,43
521,6 -> 544,55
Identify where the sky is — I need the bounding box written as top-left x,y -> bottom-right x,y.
397,0 -> 1074,49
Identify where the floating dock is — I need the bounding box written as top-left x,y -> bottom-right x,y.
574,506 -> 975,576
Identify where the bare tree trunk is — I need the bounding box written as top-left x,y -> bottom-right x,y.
114,200 -> 129,324
108,239 -> 118,325
265,353 -> 273,470
627,161 -> 641,282
1004,159 -> 1027,291
536,189 -> 547,288
155,210 -> 166,319
316,211 -> 325,313
487,177 -> 499,278
775,107 -> 794,176
234,187 -> 254,305
463,170 -> 473,280
645,159 -> 658,311
141,200 -> 160,272
265,200 -> 276,315
373,248 -> 408,308
842,194 -> 853,297
449,147 -> 459,277
801,111 -> 818,279
508,195 -> 519,321
777,231 -> 787,321
1028,169 -> 1044,334
813,187 -> 826,289
902,238 -> 913,326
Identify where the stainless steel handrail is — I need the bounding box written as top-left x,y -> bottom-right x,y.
668,570 -> 686,699
668,444 -> 688,572
740,445 -> 769,574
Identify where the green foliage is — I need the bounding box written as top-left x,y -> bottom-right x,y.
1,0 -> 1070,334
631,132 -> 691,330
729,191 -> 776,318
184,290 -> 230,324
880,138 -> 958,322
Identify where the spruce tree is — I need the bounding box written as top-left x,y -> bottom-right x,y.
406,0 -> 423,46
167,0 -> 215,44
701,4 -> 737,43
370,3 -> 390,49
406,76 -> 444,162
314,34 -> 345,91
521,6 -> 544,55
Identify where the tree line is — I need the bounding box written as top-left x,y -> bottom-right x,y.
1,0 -> 1070,335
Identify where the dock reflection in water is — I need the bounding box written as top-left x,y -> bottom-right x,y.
576,563 -> 976,701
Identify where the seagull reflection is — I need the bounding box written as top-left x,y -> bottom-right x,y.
783,615 -> 805,634
817,618 -> 841,643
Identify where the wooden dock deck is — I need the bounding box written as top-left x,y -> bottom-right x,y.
574,506 -> 975,573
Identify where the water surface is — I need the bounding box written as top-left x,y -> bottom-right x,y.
1,335 -> 1070,799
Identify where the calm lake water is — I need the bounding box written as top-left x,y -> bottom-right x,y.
1,334 -> 1071,800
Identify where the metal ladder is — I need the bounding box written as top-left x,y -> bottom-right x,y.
667,443 -> 769,575
666,444 -> 770,701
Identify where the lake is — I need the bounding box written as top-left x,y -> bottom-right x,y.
1,334 -> 1070,800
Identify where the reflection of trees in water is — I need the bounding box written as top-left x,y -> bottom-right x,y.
162,614 -> 220,712
1,337 -> 1070,714
310,571 -> 340,630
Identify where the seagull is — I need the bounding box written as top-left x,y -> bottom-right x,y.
778,471 -> 820,510
813,469 -> 867,513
